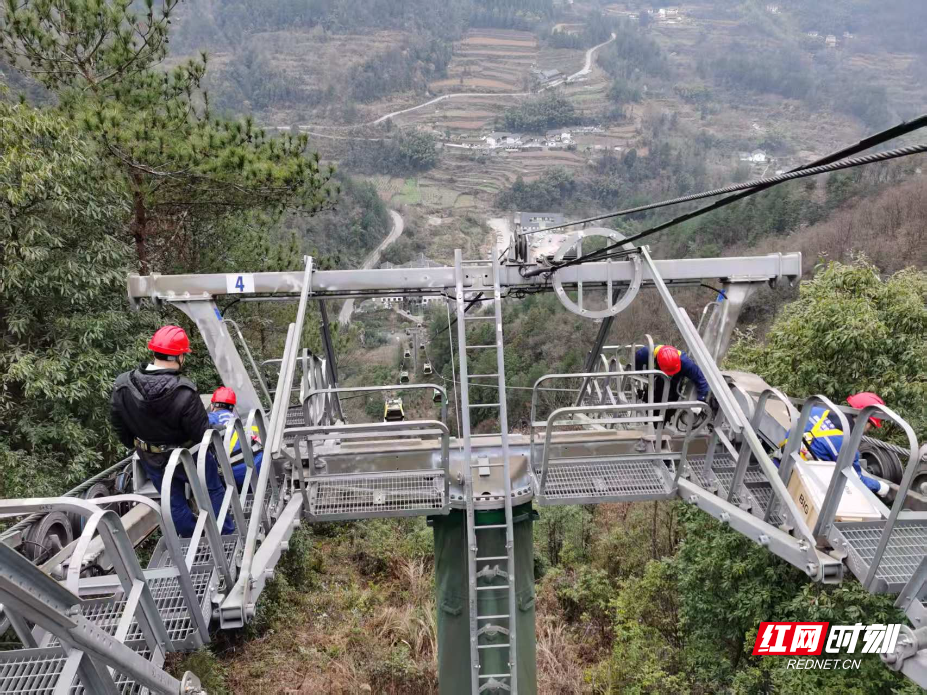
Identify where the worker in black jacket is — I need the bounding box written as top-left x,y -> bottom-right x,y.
111,325 -> 234,537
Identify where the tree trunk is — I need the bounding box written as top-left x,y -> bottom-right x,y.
129,174 -> 149,274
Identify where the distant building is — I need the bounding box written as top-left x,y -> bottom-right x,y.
531,68 -> 562,84
807,31 -> 819,38
484,132 -> 522,149
514,212 -> 566,235
739,150 -> 768,164
825,34 -> 837,48
657,8 -> 679,20
843,31 -> 855,39
765,4 -> 780,13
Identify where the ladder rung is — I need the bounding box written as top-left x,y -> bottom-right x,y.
479,674 -> 512,679
465,316 -> 495,321
476,584 -> 512,591
477,614 -> 511,620
469,403 -> 500,408
476,556 -> 509,561
475,524 -> 508,530
478,643 -> 511,649
469,373 -> 499,378
466,345 -> 495,349
471,462 -> 505,468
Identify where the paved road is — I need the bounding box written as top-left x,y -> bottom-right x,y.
338,210 -> 404,325
272,33 -> 617,136
568,32 -> 616,81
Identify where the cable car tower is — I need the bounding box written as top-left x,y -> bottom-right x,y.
2,229 -> 927,694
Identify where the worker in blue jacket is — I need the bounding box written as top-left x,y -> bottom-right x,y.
775,392 -> 890,498
207,387 -> 263,491
634,343 -> 710,402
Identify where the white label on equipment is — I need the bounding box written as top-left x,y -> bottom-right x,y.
226,274 -> 255,294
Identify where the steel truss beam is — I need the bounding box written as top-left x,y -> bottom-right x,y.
127,253 -> 801,303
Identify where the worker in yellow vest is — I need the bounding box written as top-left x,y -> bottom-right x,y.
775,392 -> 890,498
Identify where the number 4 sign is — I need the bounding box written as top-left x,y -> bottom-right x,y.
226,274 -> 255,294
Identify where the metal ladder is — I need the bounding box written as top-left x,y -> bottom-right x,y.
453,248 -> 518,694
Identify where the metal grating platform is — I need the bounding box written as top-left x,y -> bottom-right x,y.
745,483 -> 785,525
537,457 -> 673,504
308,471 -> 447,520
70,644 -> 153,695
152,535 -> 239,570
0,648 -> 69,695
834,521 -> 927,592
46,570 -> 212,649
282,406 -> 305,444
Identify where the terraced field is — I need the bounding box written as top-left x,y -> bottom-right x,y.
432,29 -> 539,94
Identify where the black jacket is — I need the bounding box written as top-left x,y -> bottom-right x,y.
111,366 -> 209,466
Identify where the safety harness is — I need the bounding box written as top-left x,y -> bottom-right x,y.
778,409 -> 844,461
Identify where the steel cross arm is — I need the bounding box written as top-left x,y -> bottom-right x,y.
127,253 -> 801,302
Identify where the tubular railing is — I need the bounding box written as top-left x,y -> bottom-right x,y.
535,401 -> 712,494
0,498 -> 173,658
161,449 -> 234,590
725,387 -> 797,504
817,404 -> 920,589
198,429 -> 247,539
530,370 -> 671,470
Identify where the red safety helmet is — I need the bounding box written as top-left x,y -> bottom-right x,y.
148,325 -> 191,356
847,392 -> 885,428
655,345 -> 682,376
211,387 -> 237,407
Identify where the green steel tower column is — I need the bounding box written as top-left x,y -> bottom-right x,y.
432,504 -> 538,695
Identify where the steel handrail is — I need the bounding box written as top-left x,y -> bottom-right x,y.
538,401 -> 711,494
197,429 -> 246,540
726,387 -> 797,503
161,449 -> 234,590
818,404 -> 919,589
530,370 -> 671,472
0,499 -> 175,655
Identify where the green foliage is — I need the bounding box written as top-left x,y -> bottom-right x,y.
0,0 -> 180,91
284,173 -> 391,267
597,20 -> 668,81
669,181 -> 821,257
699,43 -> 891,128
604,559 -> 688,694
501,91 -> 577,133
350,39 -> 452,103
548,565 -> 614,628
606,77 -> 642,106
497,167 -> 577,210
727,261 -> 927,435
547,11 -> 615,49
210,49 -> 306,113
170,648 -> 230,695
0,98 -> 155,496
342,130 -> 439,176
1,0 -> 337,272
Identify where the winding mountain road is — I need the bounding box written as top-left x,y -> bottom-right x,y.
294,32 -> 617,133
338,209 -> 404,325
568,32 -> 616,81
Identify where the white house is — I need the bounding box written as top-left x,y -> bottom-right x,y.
484,132 -> 522,149
765,4 -> 780,13
825,34 -> 837,48
739,150 -> 768,164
